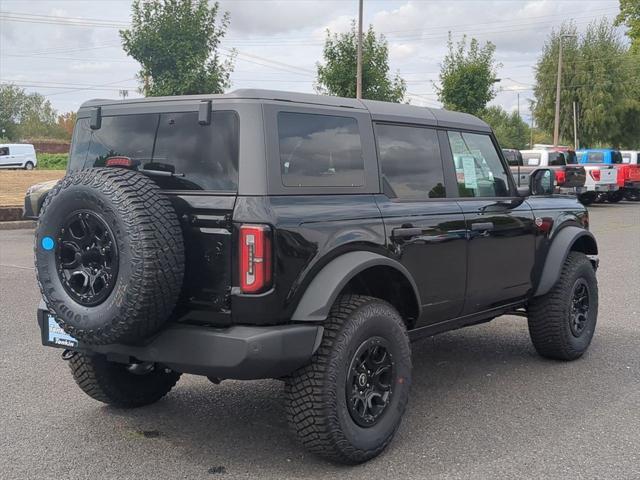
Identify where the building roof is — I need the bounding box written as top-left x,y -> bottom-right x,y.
80,88 -> 491,131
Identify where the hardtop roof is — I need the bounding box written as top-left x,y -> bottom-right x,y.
79,89 -> 490,131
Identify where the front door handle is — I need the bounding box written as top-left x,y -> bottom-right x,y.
392,227 -> 422,239
470,222 -> 494,231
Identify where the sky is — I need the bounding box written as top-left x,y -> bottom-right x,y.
0,0 -> 625,123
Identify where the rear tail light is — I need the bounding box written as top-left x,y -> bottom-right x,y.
239,224 -> 272,294
589,169 -> 601,181
555,170 -> 566,185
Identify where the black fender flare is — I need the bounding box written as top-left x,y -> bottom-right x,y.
291,251 -> 421,322
534,226 -> 598,297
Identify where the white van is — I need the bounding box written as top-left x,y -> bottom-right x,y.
0,144 -> 38,169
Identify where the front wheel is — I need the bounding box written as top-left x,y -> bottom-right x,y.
69,353 -> 181,408
285,295 -> 412,464
528,252 -> 598,360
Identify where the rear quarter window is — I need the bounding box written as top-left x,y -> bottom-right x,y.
277,112 -> 364,187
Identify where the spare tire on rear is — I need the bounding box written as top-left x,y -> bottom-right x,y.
35,168 -> 185,345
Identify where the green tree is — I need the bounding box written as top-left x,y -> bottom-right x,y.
120,0 -> 235,96
481,106 -> 530,149
436,34 -> 501,115
533,19 -> 638,147
0,84 -> 63,141
616,0 -> 640,53
316,22 -> 406,102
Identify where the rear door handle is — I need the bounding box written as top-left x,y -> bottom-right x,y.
470,222 -> 494,231
392,227 -> 422,239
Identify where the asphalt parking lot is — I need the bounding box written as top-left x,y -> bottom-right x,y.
1,202 -> 639,480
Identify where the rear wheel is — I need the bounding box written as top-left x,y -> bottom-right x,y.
578,192 -> 596,205
285,295 -> 411,464
69,352 -> 181,408
624,189 -> 640,201
24,161 -> 34,170
528,252 -> 598,360
607,191 -> 624,203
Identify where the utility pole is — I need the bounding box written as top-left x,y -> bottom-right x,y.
517,92 -> 520,119
356,0 -> 363,99
528,99 -> 535,149
553,34 -> 576,146
573,101 -> 579,150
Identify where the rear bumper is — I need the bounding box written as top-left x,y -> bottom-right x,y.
38,307 -> 323,380
624,181 -> 640,190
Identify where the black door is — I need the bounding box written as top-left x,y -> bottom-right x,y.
445,130 -> 536,314
375,124 -> 467,326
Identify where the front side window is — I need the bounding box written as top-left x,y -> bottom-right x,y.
278,112 -> 364,187
0,147 -> 9,156
447,131 -> 510,197
375,124 -> 445,199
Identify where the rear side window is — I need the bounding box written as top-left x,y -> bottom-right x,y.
622,154 -> 631,164
522,152 -> 541,166
375,124 -> 445,199
587,152 -> 604,163
278,112 -> 364,187
69,111 -> 239,191
549,152 -> 566,166
611,151 -> 623,164
447,131 -> 510,197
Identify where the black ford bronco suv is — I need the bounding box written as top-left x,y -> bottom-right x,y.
35,90 -> 599,464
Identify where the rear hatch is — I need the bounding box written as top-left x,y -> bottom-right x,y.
560,165 -> 586,188
584,165 -> 617,186
69,109 -> 239,325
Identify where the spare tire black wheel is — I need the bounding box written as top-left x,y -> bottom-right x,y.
35,168 -> 185,345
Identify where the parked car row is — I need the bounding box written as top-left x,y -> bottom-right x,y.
502,146 -> 640,205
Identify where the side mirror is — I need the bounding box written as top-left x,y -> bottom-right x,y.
530,168 -> 554,196
517,185 -> 530,197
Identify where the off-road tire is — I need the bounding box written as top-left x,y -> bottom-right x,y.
69,353 -> 181,408
607,191 -> 624,203
528,252 -> 598,360
578,192 -> 596,206
285,295 -> 412,464
624,189 -> 640,202
35,168 -> 185,345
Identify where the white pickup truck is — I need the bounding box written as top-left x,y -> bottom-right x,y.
579,164 -> 618,205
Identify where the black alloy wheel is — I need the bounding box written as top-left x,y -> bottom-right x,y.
569,279 -> 590,337
56,210 -> 118,307
346,337 -> 394,428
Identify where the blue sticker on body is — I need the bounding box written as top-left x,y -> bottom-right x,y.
47,315 -> 78,348
41,236 -> 55,250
